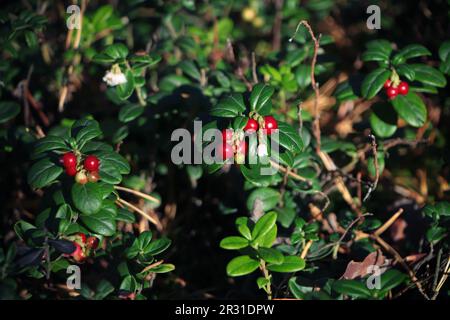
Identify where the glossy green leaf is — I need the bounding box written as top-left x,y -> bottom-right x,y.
27,158 -> 63,189
258,247 -> 284,264
80,210 -> 116,236
71,183 -> 103,215
391,92 -> 427,127
332,279 -> 372,299
250,84 -> 274,115
409,64 -> 446,87
246,188 -> 280,212
0,101 -> 20,123
118,104 -> 144,123
220,236 -> 249,250
267,256 -> 305,273
369,103 -> 398,138
251,211 -> 278,244
211,93 -> 246,117
361,68 -> 390,99
393,44 -> 431,64
226,255 -> 259,277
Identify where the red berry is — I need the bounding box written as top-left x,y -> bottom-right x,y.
386,86 -> 398,99
398,81 -> 409,95
71,242 -> 86,262
264,116 -> 278,134
75,171 -> 88,184
222,128 -> 233,142
87,171 -> 100,183
62,152 -> 77,168
84,155 -> 100,172
384,79 -> 392,88
87,236 -> 99,249
77,233 -> 87,244
219,142 -> 234,160
244,118 -> 259,132
65,166 -> 77,176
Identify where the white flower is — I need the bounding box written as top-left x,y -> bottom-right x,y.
257,143 -> 268,157
102,65 -> 127,87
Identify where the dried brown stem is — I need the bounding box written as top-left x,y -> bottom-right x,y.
114,185 -> 160,204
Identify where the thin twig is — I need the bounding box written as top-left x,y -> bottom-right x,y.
363,134 -> 379,202
114,185 -> 160,204
291,20 -> 321,153
269,160 -> 309,183
140,260 -> 164,274
116,198 -> 161,229
251,52 -> 258,84
373,208 -> 404,237
300,240 -> 313,259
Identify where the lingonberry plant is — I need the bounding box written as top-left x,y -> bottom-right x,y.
0,0 -> 449,302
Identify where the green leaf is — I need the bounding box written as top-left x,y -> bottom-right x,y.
369,103 -> 398,138
97,160 -> 122,184
146,263 -> 175,273
409,64 -> 447,87
362,50 -> 390,63
362,40 -> 392,63
439,41 -> 450,62
226,255 -> 260,277
295,65 -> 312,88
24,30 -> 38,48
0,101 -> 21,123
116,208 -> 135,223
391,92 -> 427,127
118,104 -> 145,123
120,275 -> 137,292
396,64 -> 416,81
80,210 -> 116,236
75,122 -> 102,147
435,202 -> 450,217
116,69 -> 135,100
32,135 -> 69,156
274,121 -> 304,153
179,60 -> 201,81
71,183 -> 103,214
220,236 -> 249,250
246,188 -> 280,212
235,217 -> 252,240
258,247 -> 284,264
144,237 -> 171,256
94,151 -> 130,175
259,224 -> 277,248
257,277 -> 270,289
393,44 -> 431,65
251,211 -> 278,244
267,256 -> 305,273
27,158 -> 63,189
129,53 -> 161,69
379,270 -> 407,293
249,84 -> 274,115
332,279 -> 372,299
104,43 -> 129,60
211,94 -> 246,117
426,226 -> 446,244
361,68 -> 390,99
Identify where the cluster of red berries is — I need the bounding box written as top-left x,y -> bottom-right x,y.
67,233 -> 100,263
243,115 -> 278,134
61,152 -> 100,184
219,116 -> 278,160
384,79 -> 409,99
